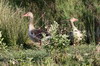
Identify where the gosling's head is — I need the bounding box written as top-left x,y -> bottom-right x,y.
23,12 -> 33,18
70,18 -> 78,22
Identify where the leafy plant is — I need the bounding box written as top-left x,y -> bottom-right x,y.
44,21 -> 70,65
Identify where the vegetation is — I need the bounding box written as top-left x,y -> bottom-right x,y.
0,0 -> 100,66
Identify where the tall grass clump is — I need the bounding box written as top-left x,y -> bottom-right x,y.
8,0 -> 56,29
55,0 -> 86,42
81,0 -> 100,44
0,0 -> 28,46
0,31 -> 7,50
56,0 -> 100,44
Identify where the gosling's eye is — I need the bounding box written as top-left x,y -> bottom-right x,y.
75,30 -> 77,32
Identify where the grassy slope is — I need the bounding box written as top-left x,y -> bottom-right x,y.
0,45 -> 100,66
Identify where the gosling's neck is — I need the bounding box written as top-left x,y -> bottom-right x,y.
29,17 -> 35,31
71,21 -> 78,30
71,21 -> 75,28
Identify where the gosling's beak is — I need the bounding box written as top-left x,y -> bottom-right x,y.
22,14 -> 27,18
23,14 -> 28,17
75,19 -> 78,21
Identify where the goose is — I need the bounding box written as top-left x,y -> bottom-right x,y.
69,18 -> 83,45
23,12 -> 51,46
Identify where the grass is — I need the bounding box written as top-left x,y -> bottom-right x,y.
0,0 -> 100,66
0,45 -> 99,66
